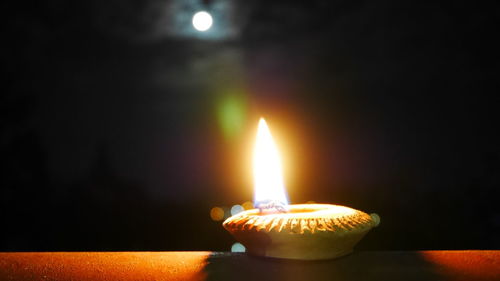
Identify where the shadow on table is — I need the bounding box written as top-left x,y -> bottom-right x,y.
203,251 -> 439,281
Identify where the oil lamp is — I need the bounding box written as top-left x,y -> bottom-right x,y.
223,118 -> 380,260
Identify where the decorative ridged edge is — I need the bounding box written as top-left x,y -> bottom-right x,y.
223,204 -> 377,235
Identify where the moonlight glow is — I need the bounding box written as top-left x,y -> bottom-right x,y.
192,11 -> 213,32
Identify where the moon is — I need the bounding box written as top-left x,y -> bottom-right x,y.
192,11 -> 213,32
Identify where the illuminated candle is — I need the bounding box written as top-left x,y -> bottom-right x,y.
223,118 -> 380,260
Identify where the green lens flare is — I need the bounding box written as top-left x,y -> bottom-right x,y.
217,95 -> 247,139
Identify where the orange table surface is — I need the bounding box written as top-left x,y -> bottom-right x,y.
0,251 -> 499,281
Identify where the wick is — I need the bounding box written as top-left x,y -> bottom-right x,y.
256,200 -> 289,214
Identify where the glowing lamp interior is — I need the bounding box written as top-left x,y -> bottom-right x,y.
253,118 -> 288,207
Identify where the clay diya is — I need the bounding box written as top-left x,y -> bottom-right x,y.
223,118 -> 380,260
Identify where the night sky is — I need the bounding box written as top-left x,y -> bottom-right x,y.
1,0 -> 499,251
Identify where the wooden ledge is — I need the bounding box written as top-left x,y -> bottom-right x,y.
0,251 -> 499,281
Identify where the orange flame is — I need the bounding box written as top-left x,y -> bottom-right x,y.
253,118 -> 288,207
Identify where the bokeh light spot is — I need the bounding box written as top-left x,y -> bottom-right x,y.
242,201 -> 254,210
231,242 -> 246,253
230,205 -> 244,216
210,207 -> 224,221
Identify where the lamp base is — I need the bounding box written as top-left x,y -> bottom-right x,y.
223,204 -> 380,260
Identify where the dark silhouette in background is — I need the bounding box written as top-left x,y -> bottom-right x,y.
1,0 -> 499,251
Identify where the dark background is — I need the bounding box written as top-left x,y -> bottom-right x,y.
1,0 -> 499,251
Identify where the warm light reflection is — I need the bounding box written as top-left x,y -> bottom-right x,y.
241,201 -> 254,210
421,251 -> 500,280
0,252 -> 210,280
210,207 -> 224,221
253,118 -> 288,207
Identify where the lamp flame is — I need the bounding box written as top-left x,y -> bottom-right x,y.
253,118 -> 288,212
